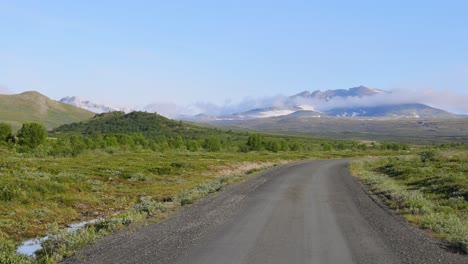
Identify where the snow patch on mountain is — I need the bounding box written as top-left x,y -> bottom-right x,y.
297,105 -> 317,111
250,109 -> 296,118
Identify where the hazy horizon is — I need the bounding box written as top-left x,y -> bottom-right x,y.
4,86 -> 468,118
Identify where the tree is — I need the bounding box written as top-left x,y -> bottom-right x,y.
247,133 -> 263,151
322,143 -> 333,151
266,140 -> 281,153
89,132 -> 105,148
17,123 -> 47,149
49,137 -> 72,157
69,135 -> 87,156
103,134 -> 118,147
0,123 -> 12,142
169,136 -> 185,149
203,137 -> 221,152
187,140 -> 199,152
289,142 -> 301,151
280,140 -> 289,151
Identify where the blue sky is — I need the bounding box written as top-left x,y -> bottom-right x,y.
1,0 -> 467,113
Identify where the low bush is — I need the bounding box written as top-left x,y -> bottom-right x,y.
351,153 -> 468,253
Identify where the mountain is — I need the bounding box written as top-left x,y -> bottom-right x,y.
286,110 -> 322,118
0,91 -> 95,130
185,105 -> 321,122
325,103 -> 456,118
186,86 -> 456,121
60,96 -> 119,113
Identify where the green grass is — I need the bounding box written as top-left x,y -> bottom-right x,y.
350,150 -> 468,253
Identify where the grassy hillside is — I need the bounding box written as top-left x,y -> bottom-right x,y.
0,91 -> 94,131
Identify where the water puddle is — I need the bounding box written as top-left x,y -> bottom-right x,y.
16,218 -> 102,256
17,237 -> 48,256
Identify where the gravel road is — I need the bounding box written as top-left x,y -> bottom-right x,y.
62,160 -> 467,264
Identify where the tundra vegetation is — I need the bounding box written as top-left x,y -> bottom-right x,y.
0,111 -> 465,263
351,146 -> 468,253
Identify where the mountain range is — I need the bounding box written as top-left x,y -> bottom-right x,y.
58,86 -> 456,120
181,86 -> 455,122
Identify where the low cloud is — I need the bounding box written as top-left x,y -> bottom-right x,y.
193,95 -> 291,116
127,88 -> 468,119
191,88 -> 468,116
402,88 -> 468,115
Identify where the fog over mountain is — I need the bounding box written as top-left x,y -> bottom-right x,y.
60,86 -> 468,119
191,87 -> 468,118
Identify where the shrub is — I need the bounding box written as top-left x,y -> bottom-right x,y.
186,140 -> 199,152
0,239 -> 32,264
0,123 -> 12,142
203,137 -> 222,152
266,140 -> 281,153
174,190 -> 194,206
419,150 -> 439,163
247,134 -> 263,151
1,185 -> 18,201
133,196 -> 168,215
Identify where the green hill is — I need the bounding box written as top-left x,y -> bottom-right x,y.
53,111 -> 223,139
0,91 -> 95,131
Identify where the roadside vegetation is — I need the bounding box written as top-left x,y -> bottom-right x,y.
2,111 -> 463,263
351,146 -> 468,253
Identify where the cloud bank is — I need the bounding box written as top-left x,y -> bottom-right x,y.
115,88 -> 468,119
190,88 -> 468,116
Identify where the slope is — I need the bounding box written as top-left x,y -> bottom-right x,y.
325,103 -> 456,118
0,91 -> 95,130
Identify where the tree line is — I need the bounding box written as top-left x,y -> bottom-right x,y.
0,121 -> 417,158
0,122 -> 47,150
